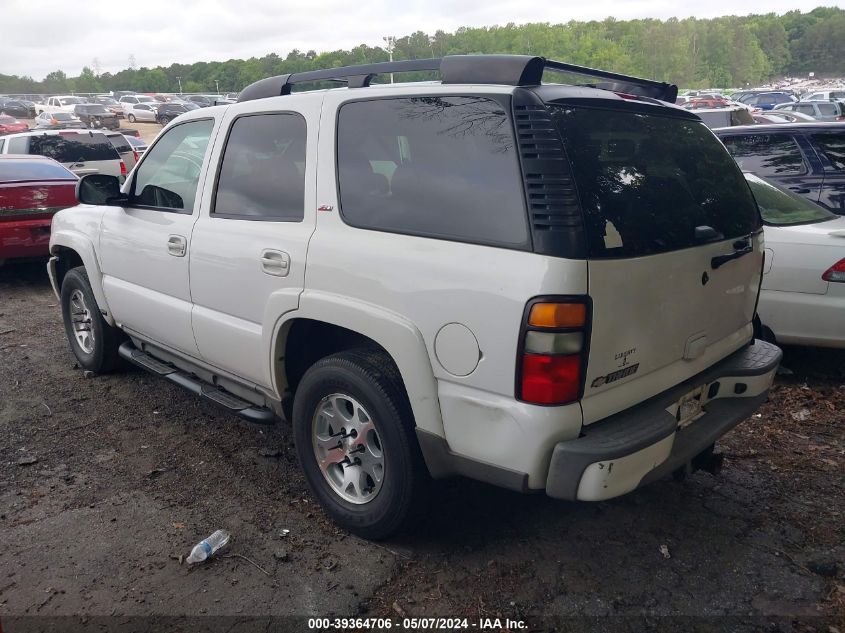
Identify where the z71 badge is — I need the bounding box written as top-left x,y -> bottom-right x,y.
591,363 -> 640,388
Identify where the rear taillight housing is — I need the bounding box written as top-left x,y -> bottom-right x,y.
133,150 -> 140,164
516,298 -> 590,405
120,160 -> 127,176
822,258 -> 845,282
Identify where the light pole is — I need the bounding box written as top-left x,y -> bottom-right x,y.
214,79 -> 219,94
176,76 -> 182,95
383,35 -> 395,83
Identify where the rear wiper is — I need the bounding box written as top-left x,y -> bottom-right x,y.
711,237 -> 753,270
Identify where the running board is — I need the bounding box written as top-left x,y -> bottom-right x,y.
118,342 -> 276,424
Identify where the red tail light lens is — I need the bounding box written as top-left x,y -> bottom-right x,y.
120,160 -> 127,176
822,258 -> 845,282
521,354 -> 581,404
517,298 -> 589,406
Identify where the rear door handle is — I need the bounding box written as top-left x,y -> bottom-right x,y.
167,234 -> 187,257
260,249 -> 290,277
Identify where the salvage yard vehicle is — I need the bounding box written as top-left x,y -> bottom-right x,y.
0,155 -> 77,263
715,123 -> 845,215
122,102 -> 158,123
0,130 -> 126,178
47,55 -> 781,539
73,104 -> 120,130
35,95 -> 88,115
745,173 -> 845,348
0,115 -> 28,135
34,111 -> 86,129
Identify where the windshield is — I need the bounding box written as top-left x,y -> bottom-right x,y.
744,173 -> 837,226
59,97 -> 86,105
96,98 -> 118,105
136,96 -> 155,103
79,105 -> 109,114
549,104 -> 760,258
53,113 -> 78,121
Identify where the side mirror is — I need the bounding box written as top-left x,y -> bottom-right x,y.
76,174 -> 128,206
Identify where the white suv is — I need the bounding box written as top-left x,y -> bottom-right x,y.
47,55 -> 781,538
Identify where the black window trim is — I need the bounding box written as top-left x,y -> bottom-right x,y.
128,116 -> 215,215
720,131 -> 810,177
333,92 -> 533,252
210,110 -> 308,223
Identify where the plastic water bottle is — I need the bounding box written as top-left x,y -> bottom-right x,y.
186,529 -> 230,564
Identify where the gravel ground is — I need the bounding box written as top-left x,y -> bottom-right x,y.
0,259 -> 843,632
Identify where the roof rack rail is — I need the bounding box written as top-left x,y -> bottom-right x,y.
237,55 -> 677,103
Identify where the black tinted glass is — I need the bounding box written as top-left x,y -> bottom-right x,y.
28,134 -> 120,162
811,133 -> 845,171
337,96 -> 528,248
107,136 -> 132,153
720,134 -> 807,176
549,105 -> 760,258
214,113 -> 306,221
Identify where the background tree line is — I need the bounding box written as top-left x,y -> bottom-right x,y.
2,6 -> 843,95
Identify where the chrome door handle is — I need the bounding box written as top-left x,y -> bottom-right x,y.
260,249 -> 290,277
167,234 -> 187,257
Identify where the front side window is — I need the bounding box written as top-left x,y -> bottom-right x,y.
131,119 -> 213,212
549,105 -> 760,258
720,134 -> 807,176
797,104 -> 815,115
213,113 -> 306,221
336,96 -> 529,248
811,133 -> 845,171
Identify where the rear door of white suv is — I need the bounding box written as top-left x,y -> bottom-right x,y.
187,94 -> 320,388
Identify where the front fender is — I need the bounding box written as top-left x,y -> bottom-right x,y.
271,290 -> 445,439
49,228 -> 115,326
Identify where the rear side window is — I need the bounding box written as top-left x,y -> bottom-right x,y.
0,159 -> 75,181
549,105 -> 760,259
811,133 -> 845,171
818,103 -> 837,116
337,96 -> 529,249
720,134 -> 807,176
213,113 -> 306,221
107,136 -> 131,154
28,134 -> 120,162
797,105 -> 815,115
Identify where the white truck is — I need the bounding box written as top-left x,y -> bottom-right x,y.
34,95 -> 88,115
47,55 -> 781,539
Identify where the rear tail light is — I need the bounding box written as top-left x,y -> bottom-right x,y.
822,258 -> 845,282
837,116 -> 845,122
517,298 -> 589,406
133,150 -> 140,164
120,160 -> 127,176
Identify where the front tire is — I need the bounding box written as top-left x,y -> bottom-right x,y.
127,114 -> 136,123
60,267 -> 122,373
292,349 -> 428,540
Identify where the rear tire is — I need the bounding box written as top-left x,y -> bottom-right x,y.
292,349 -> 428,540
127,114 -> 136,123
60,267 -> 122,373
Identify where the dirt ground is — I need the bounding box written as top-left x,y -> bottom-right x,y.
0,260 -> 843,632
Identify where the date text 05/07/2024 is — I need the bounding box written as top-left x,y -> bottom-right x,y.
307,617 -> 528,630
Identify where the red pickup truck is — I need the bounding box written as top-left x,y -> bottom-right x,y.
0,155 -> 77,262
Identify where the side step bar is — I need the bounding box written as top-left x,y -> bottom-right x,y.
118,342 -> 277,424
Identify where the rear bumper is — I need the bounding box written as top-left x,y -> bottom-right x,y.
546,340 -> 782,501
0,218 -> 52,260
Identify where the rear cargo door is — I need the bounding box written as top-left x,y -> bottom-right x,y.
549,104 -> 763,423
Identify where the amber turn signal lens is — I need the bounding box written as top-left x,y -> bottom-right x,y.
528,303 -> 586,328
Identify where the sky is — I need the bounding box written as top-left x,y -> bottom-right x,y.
3,0 -> 843,80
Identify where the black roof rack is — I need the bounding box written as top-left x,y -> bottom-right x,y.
237,55 -> 678,103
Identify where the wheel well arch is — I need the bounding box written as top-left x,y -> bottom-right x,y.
52,245 -> 84,289
277,319 -> 401,415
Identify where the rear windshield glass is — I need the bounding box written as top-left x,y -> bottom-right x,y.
77,105 -> 109,114
0,160 -> 75,181
548,105 -> 760,258
27,134 -> 119,162
744,173 -> 836,226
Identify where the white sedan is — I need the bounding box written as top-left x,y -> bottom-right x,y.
122,102 -> 158,123
746,173 -> 845,348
